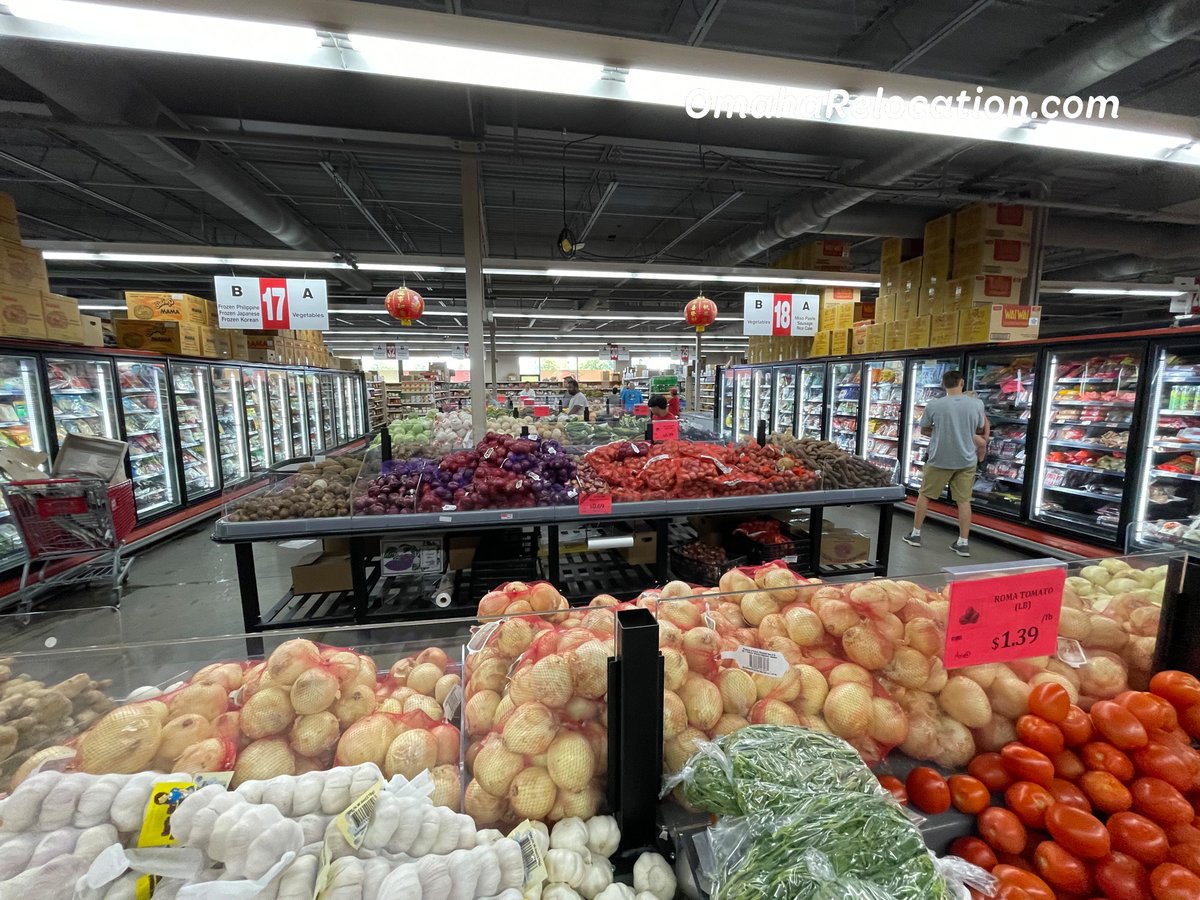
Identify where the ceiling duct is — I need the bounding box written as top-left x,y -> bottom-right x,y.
707,0 -> 1200,266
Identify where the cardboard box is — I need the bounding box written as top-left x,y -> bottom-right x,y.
880,237 -> 922,267
229,332 -> 249,360
830,328 -> 850,356
291,554 -> 354,594
948,274 -> 1023,307
900,284 -> 921,317
246,348 -> 279,364
880,263 -> 901,293
906,315 -> 932,350
959,304 -> 1042,344
917,284 -> 936,319
923,213 -> 954,253
811,330 -> 830,357
928,281 -> 954,315
929,312 -> 960,347
953,238 -> 1030,278
245,335 -> 281,351
801,239 -> 851,268
899,256 -> 924,292
80,315 -> 104,347
0,242 -> 49,294
198,325 -> 222,359
42,293 -> 82,344
448,536 -> 480,571
0,287 -> 47,339
620,528 -> 657,565
821,286 -> 861,304
210,329 -> 232,359
923,245 -> 952,284
955,202 -> 1032,243
124,292 -> 212,326
114,319 -> 203,356
823,301 -> 855,332
850,322 -> 871,355
0,193 -> 20,244
884,321 -> 906,351
822,528 -> 871,566
875,293 -> 894,323
864,323 -> 885,354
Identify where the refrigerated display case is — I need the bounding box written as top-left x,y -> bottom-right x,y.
968,352 -> 1037,517
266,370 -> 292,463
170,362 -> 218,502
117,361 -> 180,519
864,360 -> 905,483
332,375 -> 348,445
771,365 -> 796,435
212,366 -> 249,485
1032,346 -> 1141,543
304,373 -> 324,453
242,369 -> 269,471
318,374 -> 337,449
0,355 -> 49,563
735,369 -> 752,438
343,375 -> 364,437
797,363 -> 825,440
1134,344 -> 1200,531
716,366 -> 735,438
288,371 -> 310,458
751,367 -> 773,436
827,362 -> 862,454
904,357 -> 961,490
45,356 -> 119,446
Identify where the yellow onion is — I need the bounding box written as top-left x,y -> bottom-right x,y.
290,667 -> 340,716
793,664 -> 829,716
335,713 -> 395,767
823,683 -> 873,739
232,737 -> 295,787
473,737 -> 524,796
174,737 -> 232,773
718,568 -> 756,600
508,766 -> 556,820
166,682 -> 228,722
494,618 -> 537,658
240,686 -> 295,739
557,782 -> 601,821
814,598 -> 860,636
78,706 -> 163,774
661,649 -> 688,692
531,655 -> 574,709
331,683 -> 376,729
415,646 -> 449,671
679,675 -> 722,731
660,580 -> 695,599
194,662 -> 245,692
972,714 -> 1018,752
749,698 -> 799,726
712,713 -> 748,736
563,696 -> 600,724
681,627 -> 722,673
931,716 -> 976,769
429,764 -> 461,811
663,690 -> 687,739
430,723 -> 459,766
664,727 -> 707,774
12,746 -> 75,787
717,669 -> 756,716
784,607 -> 824,646
547,731 -> 595,792
568,641 -> 610,700
883,646 -> 932,690
755,566 -> 801,603
465,779 -> 506,827
899,715 -> 939,761
265,639 -> 322,686
740,592 -> 778,626
827,663 -> 872,687
323,650 -> 366,688
502,702 -> 558,755
156,714 -> 215,767
403,694 -> 444,722
434,674 -> 460,705
868,698 -> 909,746
841,624 -> 894,670
988,673 -> 1034,719
406,663 -> 443,697
384,729 -> 438,780
938,676 -> 993,728
289,712 -> 340,757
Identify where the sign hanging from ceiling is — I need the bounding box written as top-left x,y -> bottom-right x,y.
742,292 -> 820,336
214,276 -> 329,330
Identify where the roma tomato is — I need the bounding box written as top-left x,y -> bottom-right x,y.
991,865 -> 1055,900
950,836 -> 998,871
1052,748 -> 1085,781
1150,862 -> 1200,899
1107,812 -> 1170,867
1059,705 -> 1095,747
906,767 -> 950,814
979,807 -> 1028,855
1017,715 -> 1065,756
1005,781 -> 1056,829
970,752 -> 1013,792
1028,681 -> 1070,723
1001,743 -> 1055,789
1180,704 -> 1200,741
1049,778 -> 1091,811
1131,777 -> 1194,826
1133,744 -> 1193,793
1092,700 -> 1150,751
1150,671 -> 1200,709
1045,803 -> 1111,860
877,774 -> 907,803
1033,840 -> 1092,895
1120,691 -> 1178,732
1166,822 -> 1200,845
1095,852 -> 1153,900
949,775 -> 990,815
1083,741 -> 1136,782
1166,841 -> 1200,877
1081,770 -> 1134,814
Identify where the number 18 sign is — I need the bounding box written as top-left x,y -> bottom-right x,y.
215,276 -> 329,330
742,292 -> 819,337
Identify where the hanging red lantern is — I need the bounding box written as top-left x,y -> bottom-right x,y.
684,294 -> 718,332
385,286 -> 425,325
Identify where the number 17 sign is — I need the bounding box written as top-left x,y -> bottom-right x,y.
215,276 -> 329,330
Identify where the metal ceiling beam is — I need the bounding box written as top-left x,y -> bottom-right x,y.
688,0 -> 727,46
577,181 -> 619,244
648,191 -> 745,261
889,0 -> 994,71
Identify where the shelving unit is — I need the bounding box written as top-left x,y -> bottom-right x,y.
864,360 -> 903,483
968,354 -> 1036,518
827,362 -> 861,455
904,358 -> 957,491
366,379 -> 386,428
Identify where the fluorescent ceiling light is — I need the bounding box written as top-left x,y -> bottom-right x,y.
356,263 -> 465,274
1022,121 -> 1195,164
485,267 -> 879,288
43,251 -> 349,269
492,312 -> 745,322
1068,288 -> 1185,297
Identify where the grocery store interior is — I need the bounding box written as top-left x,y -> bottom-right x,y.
1,0 -> 1200,896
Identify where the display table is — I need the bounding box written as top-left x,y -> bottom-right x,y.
212,485 -> 905,632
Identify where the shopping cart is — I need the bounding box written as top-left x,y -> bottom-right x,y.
0,477 -> 136,614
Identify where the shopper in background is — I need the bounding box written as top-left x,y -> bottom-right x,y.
904,369 -> 989,557
667,387 -> 681,417
648,394 -> 677,419
620,380 -> 644,412
562,376 -> 589,415
518,383 -> 537,402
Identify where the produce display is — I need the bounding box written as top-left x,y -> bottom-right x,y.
767,434 -> 894,489
225,454 -> 364,521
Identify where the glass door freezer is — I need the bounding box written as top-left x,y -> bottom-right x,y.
967,351 -> 1037,518
1132,343 -> 1200,534
212,366 -> 249,485
242,369 -> 270,471
305,373 -> 325,453
903,357 -> 962,491
750,367 -> 774,439
117,360 -> 181,520
771,365 -> 797,436
827,362 -> 863,454
45,356 -> 119,446
0,355 -> 50,565
863,359 -> 905,483
169,362 -> 219,502
797,363 -> 825,440
288,371 -> 310,458
734,369 -> 752,439
318,375 -> 337,448
266,370 -> 292,462
717,367 -> 735,439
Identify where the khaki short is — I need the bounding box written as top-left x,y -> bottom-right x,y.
920,465 -> 976,503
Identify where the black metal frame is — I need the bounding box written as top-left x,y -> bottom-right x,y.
167,360 -> 224,505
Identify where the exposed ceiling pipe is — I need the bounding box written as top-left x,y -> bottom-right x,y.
0,40 -> 373,291
1044,253 -> 1200,281
1046,216 -> 1200,258
706,0 -> 1200,266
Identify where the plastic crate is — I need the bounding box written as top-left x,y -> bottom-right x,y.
469,528 -> 540,597
731,527 -> 811,572
668,546 -> 745,587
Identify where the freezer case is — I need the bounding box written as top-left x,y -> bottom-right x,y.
968,352 -> 1036,517
797,363 -> 825,440
716,367 -> 735,438
46,356 -> 120,446
305,373 -> 325,453
288,371 -> 310,458
343,375 -> 364,437
827,362 -> 862,454
117,361 -> 181,520
750,367 -> 774,437
771,365 -> 797,435
242,369 -> 270,471
0,355 -> 51,564
1133,345 -> 1200,533
266,370 -> 293,462
904,357 -> 961,491
1032,346 -> 1141,543
212,366 -> 249,484
863,360 -> 905,483
734,369 -> 752,439
318,375 -> 337,448
169,362 -> 219,502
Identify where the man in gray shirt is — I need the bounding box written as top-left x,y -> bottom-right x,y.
904,370 -> 989,557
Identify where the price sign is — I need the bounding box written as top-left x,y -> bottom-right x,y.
944,568 -> 1064,668
633,404 -> 650,416
522,398 -> 535,406
742,292 -> 819,336
214,276 -> 328,329
578,493 -> 613,515
532,405 -> 551,417
652,419 -> 679,441
497,394 -> 508,403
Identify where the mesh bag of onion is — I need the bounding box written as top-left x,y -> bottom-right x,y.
476,579 -> 570,621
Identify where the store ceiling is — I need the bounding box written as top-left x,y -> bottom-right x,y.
2,0 -> 1200,347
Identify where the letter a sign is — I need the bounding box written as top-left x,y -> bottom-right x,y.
742,292 -> 819,336
214,276 -> 329,330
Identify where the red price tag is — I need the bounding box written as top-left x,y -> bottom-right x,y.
944,568 -> 1064,668
496,394 -> 507,403
532,405 -> 551,417
652,419 -> 680,441
259,277 -> 290,329
633,404 -> 649,416
579,493 -> 612,515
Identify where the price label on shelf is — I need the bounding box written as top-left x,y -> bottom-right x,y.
521,398 -> 535,406
943,568 -> 1064,668
652,419 -> 679,441
578,493 -> 613,515
532,405 -> 551,417
497,394 -> 508,403
633,404 -> 650,416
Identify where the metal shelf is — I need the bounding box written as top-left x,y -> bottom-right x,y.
1046,462 -> 1125,476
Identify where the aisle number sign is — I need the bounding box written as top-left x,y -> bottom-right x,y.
214,276 -> 329,330
373,344 -> 409,361
742,292 -> 819,336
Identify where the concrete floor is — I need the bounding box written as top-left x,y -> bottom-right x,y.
0,503 -> 1036,651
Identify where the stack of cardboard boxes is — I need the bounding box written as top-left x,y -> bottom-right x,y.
777,239 -> 853,272
0,193 -> 101,346
808,287 -> 875,358
241,329 -> 334,366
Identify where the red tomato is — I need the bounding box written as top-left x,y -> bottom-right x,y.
1150,671 -> 1200,709
970,752 -> 1014,792
951,836 -> 998,871
1049,778 -> 1091,811
1081,770 -> 1134,814
1167,842 -> 1200,877
1002,743 -> 1056,789
979,807 -> 1029,855
1034,840 -> 1093,895
1093,700 -> 1151,751
1150,863 -> 1200,899
906,766 -> 950,814
1005,781 -> 1056,829
1107,812 -> 1170,867
949,775 -> 991,815
1059,705 -> 1095,747
1053,748 -> 1085,781
1083,741 -> 1136,782
1180,704 -> 1200,741
1095,852 -> 1154,900
1120,692 -> 1179,732
1133,744 -> 1194,793
1132,777 -> 1195,826
1166,822 -> 1200,845
1029,681 -> 1070,723
1045,804 -> 1111,860
991,865 -> 1056,900
1017,715 -> 1066,756
877,774 -> 907,804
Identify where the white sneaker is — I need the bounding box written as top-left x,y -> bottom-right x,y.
951,541 -> 971,557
